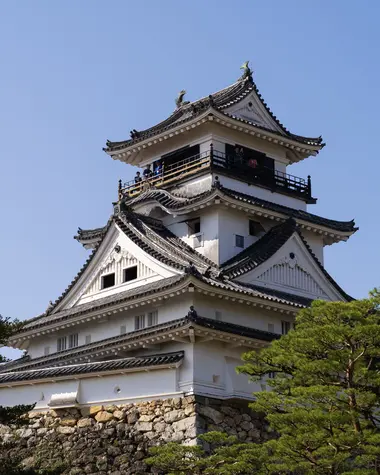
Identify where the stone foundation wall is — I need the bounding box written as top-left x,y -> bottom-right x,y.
0,396 -> 266,475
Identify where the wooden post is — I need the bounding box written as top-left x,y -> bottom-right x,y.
118,179 -> 122,201
307,175 -> 312,198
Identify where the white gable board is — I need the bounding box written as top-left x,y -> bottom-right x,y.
236,233 -> 345,302
53,222 -> 180,312
224,90 -> 285,135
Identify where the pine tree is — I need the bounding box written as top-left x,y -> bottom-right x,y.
148,291 -> 380,474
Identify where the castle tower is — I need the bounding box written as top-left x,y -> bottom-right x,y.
1,63 -> 356,410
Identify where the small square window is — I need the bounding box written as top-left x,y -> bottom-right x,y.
68,333 -> 78,349
101,273 -> 115,289
147,311 -> 158,327
134,315 -> 145,330
123,266 -> 138,283
235,234 -> 244,248
268,372 -> 275,379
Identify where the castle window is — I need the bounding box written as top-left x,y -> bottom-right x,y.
249,220 -> 265,237
235,234 -> 244,248
135,315 -> 145,330
281,321 -> 291,335
147,311 -> 158,327
85,335 -> 91,344
123,266 -> 138,283
57,336 -> 67,352
68,333 -> 78,349
188,218 -> 201,235
101,273 -> 115,289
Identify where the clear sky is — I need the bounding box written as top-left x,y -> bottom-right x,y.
0,1 -> 379,358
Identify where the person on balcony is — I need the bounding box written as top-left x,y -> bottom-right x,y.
134,171 -> 142,184
143,165 -> 153,179
154,161 -> 163,177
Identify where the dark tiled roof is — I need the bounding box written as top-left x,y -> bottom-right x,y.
198,273 -> 312,308
7,315 -> 282,372
104,76 -> 323,153
220,218 -> 352,301
124,186 -> 356,234
23,275 -> 187,331
191,314 -> 281,342
35,209 -> 215,320
115,211 -> 216,272
221,188 -> 357,233
222,219 -> 298,276
0,351 -> 184,384
74,225 -> 108,243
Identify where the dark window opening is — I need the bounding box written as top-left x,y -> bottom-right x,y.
102,273 -> 115,289
188,218 -> 200,235
249,220 -> 265,236
235,235 -> 244,248
123,266 -> 138,283
225,143 -> 270,169
161,144 -> 200,169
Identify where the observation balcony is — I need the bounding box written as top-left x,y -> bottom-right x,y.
118,145 -> 314,203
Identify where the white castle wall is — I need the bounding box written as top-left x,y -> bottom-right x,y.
0,340 -> 262,409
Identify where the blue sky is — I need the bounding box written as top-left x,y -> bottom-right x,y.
1,1 -> 379,357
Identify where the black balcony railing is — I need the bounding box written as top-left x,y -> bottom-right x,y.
119,145 -> 312,201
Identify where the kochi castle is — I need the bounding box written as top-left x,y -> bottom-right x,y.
1,63 -> 357,409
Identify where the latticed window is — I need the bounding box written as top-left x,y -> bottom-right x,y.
135,315 -> 145,330
147,311 -> 158,327
68,333 -> 78,348
281,321 -> 291,335
57,336 -> 67,352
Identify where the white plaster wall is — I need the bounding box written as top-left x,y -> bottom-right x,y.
193,293 -> 293,335
0,339 -> 265,407
193,341 -> 262,399
218,207 -> 259,264
26,295 -> 194,359
302,230 -> 324,264
0,367 -> 182,409
217,174 -> 307,211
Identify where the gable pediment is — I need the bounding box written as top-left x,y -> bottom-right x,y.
224,91 -> 285,135
236,234 -> 345,301
53,222 -> 180,312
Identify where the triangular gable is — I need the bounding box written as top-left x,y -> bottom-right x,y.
236,233 -> 348,302
223,90 -> 285,135
53,222 -> 180,312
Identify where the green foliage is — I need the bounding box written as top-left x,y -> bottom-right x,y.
0,314 -> 24,357
148,291 -> 380,474
238,290 -> 380,474
146,442 -> 204,474
0,404 -> 35,425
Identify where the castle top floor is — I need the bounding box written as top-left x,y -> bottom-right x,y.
104,62 -> 324,207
